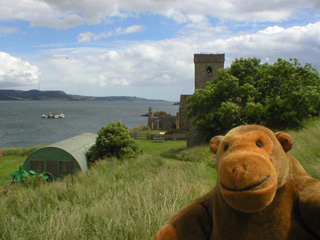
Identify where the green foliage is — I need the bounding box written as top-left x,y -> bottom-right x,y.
21,175 -> 47,188
88,121 -> 141,162
188,58 -> 320,137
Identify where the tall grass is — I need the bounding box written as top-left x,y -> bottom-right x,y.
0,156 -> 215,240
1,145 -> 44,157
288,119 -> 320,179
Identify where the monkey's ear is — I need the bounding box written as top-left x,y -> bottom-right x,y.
275,132 -> 293,152
209,135 -> 224,154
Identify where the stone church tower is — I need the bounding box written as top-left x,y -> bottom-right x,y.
194,54 -> 225,90
182,53 -> 225,147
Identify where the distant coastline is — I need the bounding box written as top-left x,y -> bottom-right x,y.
0,89 -> 166,102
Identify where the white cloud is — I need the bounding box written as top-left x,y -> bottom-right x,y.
0,0 -> 84,29
31,14 -> 84,29
89,74 -> 129,87
111,78 -> 130,86
117,25 -> 144,34
218,22 -> 320,66
77,32 -> 110,42
0,52 -> 40,88
78,25 -> 144,42
0,0 -> 319,29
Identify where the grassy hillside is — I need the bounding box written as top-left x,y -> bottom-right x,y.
0,156 -> 215,239
0,121 -> 320,239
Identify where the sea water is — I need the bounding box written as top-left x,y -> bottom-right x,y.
0,101 -> 178,148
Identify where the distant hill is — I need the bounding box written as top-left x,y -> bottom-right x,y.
0,90 -> 163,101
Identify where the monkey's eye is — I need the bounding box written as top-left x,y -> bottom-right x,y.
224,144 -> 229,151
256,140 -> 263,148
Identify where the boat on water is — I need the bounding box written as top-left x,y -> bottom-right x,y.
42,112 -> 65,119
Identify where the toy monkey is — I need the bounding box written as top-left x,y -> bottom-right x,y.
155,125 -> 320,240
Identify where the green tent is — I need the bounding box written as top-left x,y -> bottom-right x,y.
24,133 -> 97,178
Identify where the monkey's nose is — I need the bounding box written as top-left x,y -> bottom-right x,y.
232,166 -> 246,185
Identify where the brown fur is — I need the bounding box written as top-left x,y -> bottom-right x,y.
155,125 -> 320,240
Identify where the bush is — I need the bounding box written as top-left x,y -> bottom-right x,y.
188,58 -> 320,138
88,121 -> 141,162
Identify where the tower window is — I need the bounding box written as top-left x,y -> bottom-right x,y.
207,66 -> 212,74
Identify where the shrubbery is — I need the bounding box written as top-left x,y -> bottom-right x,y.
88,121 -> 141,162
188,58 -> 320,138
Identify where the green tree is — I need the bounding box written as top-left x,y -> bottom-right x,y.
88,121 -> 141,162
188,58 -> 320,138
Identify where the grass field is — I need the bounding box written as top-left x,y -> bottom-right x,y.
0,156 -> 26,186
139,139 -> 186,157
0,121 -> 320,239
0,146 -> 44,186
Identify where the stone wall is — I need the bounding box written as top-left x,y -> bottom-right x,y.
187,125 -> 209,148
178,94 -> 191,131
148,115 -> 177,130
148,106 -> 177,130
148,118 -> 160,130
148,133 -> 187,141
158,116 -> 177,130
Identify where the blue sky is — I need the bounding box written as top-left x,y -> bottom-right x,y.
0,0 -> 319,101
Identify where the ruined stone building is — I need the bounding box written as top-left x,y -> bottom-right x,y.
147,106 -> 177,130
148,53 -> 225,146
